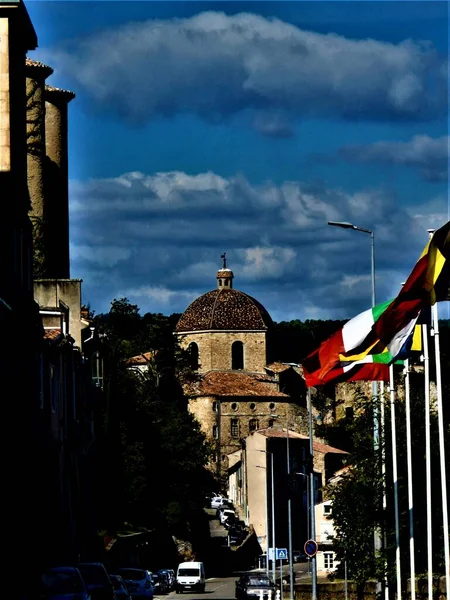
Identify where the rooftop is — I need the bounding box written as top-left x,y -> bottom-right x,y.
183,370 -> 289,398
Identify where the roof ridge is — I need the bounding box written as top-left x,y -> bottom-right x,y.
209,287 -> 223,329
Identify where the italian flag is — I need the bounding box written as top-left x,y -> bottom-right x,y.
302,300 -> 419,388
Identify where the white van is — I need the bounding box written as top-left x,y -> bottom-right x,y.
176,561 -> 206,593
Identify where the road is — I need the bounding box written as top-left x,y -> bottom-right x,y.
154,563 -> 312,600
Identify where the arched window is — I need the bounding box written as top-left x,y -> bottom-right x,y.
188,342 -> 199,370
232,341 -> 244,370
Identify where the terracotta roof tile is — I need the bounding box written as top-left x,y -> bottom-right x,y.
25,57 -> 54,76
184,371 -> 288,398
43,328 -> 62,340
176,288 -> 273,332
266,362 -> 292,373
126,351 -> 156,365
45,84 -> 76,100
256,428 -> 348,454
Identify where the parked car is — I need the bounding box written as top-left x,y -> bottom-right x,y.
219,508 -> 236,526
235,573 -> 276,600
116,568 -> 154,599
34,566 -> 91,600
157,570 -> 175,591
110,575 -> 132,599
151,572 -> 168,595
210,496 -> 225,509
77,563 -> 116,600
293,550 -> 308,563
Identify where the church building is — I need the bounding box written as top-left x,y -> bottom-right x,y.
175,256 -> 308,477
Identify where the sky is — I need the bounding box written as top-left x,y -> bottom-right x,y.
26,0 -> 449,322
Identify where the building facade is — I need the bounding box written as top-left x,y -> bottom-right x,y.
176,259 -> 309,479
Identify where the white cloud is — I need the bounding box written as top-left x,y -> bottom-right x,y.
69,169 -> 449,320
42,11 -> 445,129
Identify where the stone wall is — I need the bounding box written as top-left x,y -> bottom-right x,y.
179,330 -> 267,373
189,395 -> 306,460
291,577 -> 447,600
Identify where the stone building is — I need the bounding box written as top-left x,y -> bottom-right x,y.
228,428 -> 347,561
176,257 -> 308,479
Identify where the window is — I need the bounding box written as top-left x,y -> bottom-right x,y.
268,419 -> 274,428
231,419 -> 239,437
250,403 -> 256,411
212,401 -> 218,412
231,402 -> 238,411
324,552 -> 334,570
249,419 -> 259,432
213,425 -> 218,438
345,406 -> 354,421
188,342 -> 199,370
269,403 -> 275,411
219,280 -> 222,286
232,341 -> 244,370
324,504 -> 332,515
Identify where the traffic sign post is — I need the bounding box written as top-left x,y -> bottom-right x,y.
304,539 -> 318,558
276,548 -> 288,560
275,549 -> 288,599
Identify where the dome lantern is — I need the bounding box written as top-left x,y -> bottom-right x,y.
217,252 -> 234,289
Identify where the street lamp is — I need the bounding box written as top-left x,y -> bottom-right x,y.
327,221 -> 375,307
258,449 -> 276,584
328,220 -> 382,582
256,464 -> 270,579
269,414 -> 294,600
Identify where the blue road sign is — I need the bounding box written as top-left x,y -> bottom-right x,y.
276,548 -> 288,560
304,539 -> 318,557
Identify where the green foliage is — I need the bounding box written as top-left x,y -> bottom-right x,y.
325,390 -> 385,588
271,318 -> 346,363
92,298 -> 215,541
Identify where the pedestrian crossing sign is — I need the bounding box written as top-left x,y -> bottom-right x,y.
276,548 -> 288,560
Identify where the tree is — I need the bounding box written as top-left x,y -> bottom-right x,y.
91,300 -> 215,545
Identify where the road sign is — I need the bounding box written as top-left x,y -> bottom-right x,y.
304,539 -> 318,557
276,548 -> 288,560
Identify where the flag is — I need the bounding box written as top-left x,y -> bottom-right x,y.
301,299 -> 418,387
371,221 -> 450,349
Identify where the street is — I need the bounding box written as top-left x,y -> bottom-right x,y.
154,562 -> 312,600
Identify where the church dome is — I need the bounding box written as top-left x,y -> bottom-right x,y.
176,255 -> 273,332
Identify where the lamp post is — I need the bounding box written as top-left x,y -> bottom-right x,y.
327,221 -> 375,307
270,414 -> 294,600
256,464 -> 270,578
258,450 -> 276,584
327,221 -> 382,578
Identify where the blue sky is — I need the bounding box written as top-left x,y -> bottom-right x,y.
26,1 -> 449,322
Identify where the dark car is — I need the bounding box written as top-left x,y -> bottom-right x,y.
110,575 -> 132,599
30,566 -> 91,600
77,562 -> 116,600
157,570 -> 175,591
235,573 -> 276,600
152,572 -> 168,595
293,550 -> 308,563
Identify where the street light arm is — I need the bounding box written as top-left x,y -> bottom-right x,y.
328,220 -> 372,235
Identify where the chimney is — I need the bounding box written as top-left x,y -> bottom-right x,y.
44,84 -> 75,279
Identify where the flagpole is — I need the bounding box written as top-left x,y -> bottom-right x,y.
380,380 -> 389,600
389,364 -> 402,600
403,358 -> 416,600
422,322 -> 433,600
431,302 -> 450,599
